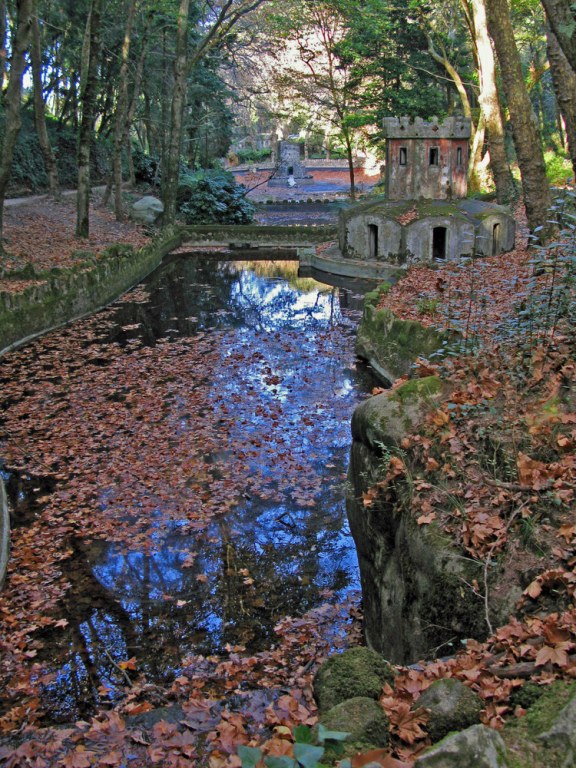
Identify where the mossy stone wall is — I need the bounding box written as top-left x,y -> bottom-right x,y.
0,227 -> 186,354
346,381 -> 515,663
355,290 -> 454,385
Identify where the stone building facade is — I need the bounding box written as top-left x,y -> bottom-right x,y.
382,116 -> 471,200
337,116 -> 515,264
268,141 -> 312,186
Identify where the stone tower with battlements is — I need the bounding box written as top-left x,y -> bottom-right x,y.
382,116 -> 471,200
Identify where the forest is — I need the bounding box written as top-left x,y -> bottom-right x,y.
0,0 -> 575,238
0,0 -> 575,767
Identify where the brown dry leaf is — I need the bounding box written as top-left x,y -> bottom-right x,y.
431,410 -> 450,427
523,579 -> 542,599
516,452 -> 552,490
535,644 -> 571,668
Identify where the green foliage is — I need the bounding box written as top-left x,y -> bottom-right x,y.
544,149 -> 573,185
235,147 -> 272,165
416,297 -> 440,317
132,146 -> 161,185
176,170 -> 255,224
186,64 -> 236,168
237,724 -> 349,768
333,0 -> 449,131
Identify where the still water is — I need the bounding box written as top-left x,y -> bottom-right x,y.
0,255 -> 377,723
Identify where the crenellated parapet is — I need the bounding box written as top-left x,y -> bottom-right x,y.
382,116 -> 471,140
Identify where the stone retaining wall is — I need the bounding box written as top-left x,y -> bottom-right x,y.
0,227 -> 186,355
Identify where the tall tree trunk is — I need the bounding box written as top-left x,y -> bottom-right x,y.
426,36 -> 473,119
0,0 -> 7,91
541,0 -> 576,73
470,0 -> 515,203
547,26 -> 576,178
102,12 -> 149,208
121,11 -> 150,196
485,0 -> 553,240
76,0 -> 102,238
161,0 -> 189,226
143,91 -> 157,157
30,2 -> 59,197
0,0 -> 33,256
112,0 -> 137,220
343,129 -> 356,200
468,111 -> 489,194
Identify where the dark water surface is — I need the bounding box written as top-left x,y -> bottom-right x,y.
0,255 -> 377,722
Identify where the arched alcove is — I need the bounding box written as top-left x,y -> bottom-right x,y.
492,223 -> 501,255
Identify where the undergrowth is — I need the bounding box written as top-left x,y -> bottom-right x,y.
355,194 -> 576,763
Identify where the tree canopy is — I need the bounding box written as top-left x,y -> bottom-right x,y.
0,0 -> 573,239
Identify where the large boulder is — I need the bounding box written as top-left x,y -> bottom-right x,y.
130,196 -> 164,225
416,678 -> 483,743
313,647 -> 395,713
414,724 -> 508,768
319,697 -> 389,750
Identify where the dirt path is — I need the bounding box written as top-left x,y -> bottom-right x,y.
1,190 -> 150,275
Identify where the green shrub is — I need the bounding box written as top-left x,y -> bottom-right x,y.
176,169 -> 255,224
1,107 -> 109,193
132,146 -> 161,185
235,147 -> 272,165
544,149 -> 572,185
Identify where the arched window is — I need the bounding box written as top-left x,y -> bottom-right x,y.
492,223 -> 501,255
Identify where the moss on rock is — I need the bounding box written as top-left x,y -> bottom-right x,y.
390,375 -> 443,404
502,681 -> 576,768
356,301 -> 454,385
313,647 -> 395,713
416,679 -> 483,743
351,379 -> 443,454
319,696 -> 390,753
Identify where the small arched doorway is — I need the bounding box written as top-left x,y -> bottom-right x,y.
432,226 -> 447,259
368,224 -> 379,260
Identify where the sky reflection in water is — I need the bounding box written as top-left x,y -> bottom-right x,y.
4,256 -> 378,721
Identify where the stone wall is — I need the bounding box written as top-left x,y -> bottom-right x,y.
355,286 -> 455,384
0,228 -> 186,355
346,380 -> 518,663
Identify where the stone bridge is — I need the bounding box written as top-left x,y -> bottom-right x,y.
179,224 -> 338,257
